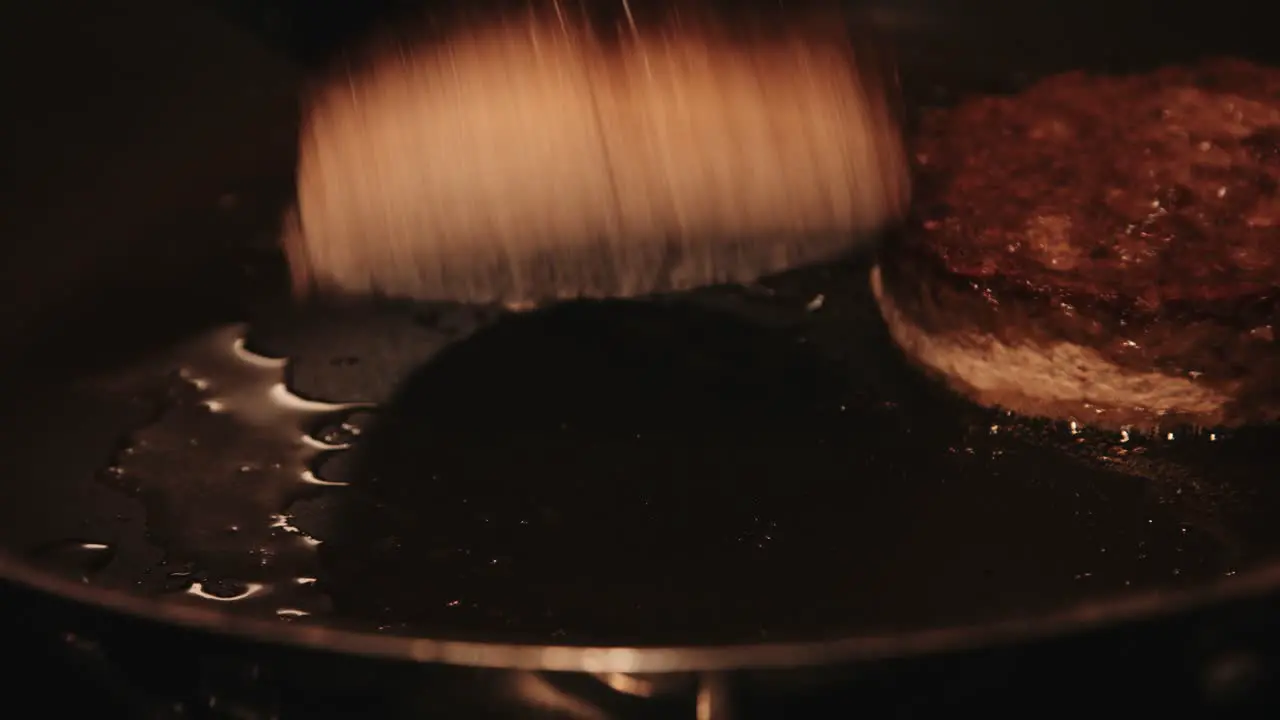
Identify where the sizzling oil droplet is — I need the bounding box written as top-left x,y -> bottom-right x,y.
27,540 -> 116,582
187,580 -> 266,602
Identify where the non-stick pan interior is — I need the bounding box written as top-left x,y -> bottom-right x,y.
1,0 -> 1279,657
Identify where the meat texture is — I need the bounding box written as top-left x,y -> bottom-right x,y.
876,59 -> 1280,429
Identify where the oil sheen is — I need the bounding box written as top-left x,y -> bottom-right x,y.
98,324 -> 374,618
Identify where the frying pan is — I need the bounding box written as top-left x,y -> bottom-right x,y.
3,0 -> 1280,716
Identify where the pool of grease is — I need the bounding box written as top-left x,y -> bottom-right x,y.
3,256 -> 1280,647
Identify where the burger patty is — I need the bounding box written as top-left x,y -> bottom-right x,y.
876,58 -> 1280,428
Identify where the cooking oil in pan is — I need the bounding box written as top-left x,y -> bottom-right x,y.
97,324 -> 368,617
71,261 -> 1280,645
26,540 -> 116,583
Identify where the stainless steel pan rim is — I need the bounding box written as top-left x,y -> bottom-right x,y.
6,547 -> 1276,672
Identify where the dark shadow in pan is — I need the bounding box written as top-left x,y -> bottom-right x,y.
304,265 -> 1254,647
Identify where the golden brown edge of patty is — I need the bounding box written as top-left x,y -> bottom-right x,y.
868,264 -> 1252,431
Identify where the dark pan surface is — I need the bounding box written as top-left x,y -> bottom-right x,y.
251,262 -> 1280,647
1,0 -> 1279,667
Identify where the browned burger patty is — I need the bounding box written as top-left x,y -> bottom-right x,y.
873,58 -> 1280,430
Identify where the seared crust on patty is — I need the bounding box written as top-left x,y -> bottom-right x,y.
876,58 -> 1280,430
871,265 -> 1245,429
914,58 -> 1280,302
